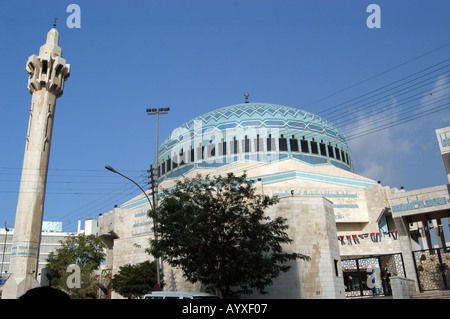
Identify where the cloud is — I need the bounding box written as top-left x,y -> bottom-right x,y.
420,75 -> 450,123
345,94 -> 414,185
345,75 -> 450,188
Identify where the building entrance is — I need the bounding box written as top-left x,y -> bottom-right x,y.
341,253 -> 405,298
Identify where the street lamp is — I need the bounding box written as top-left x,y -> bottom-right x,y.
104,165 -> 160,285
105,165 -> 154,211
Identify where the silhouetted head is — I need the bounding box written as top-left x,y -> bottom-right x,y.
18,286 -> 70,300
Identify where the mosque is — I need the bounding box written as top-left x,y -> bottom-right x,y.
99,100 -> 450,299
3,25 -> 448,300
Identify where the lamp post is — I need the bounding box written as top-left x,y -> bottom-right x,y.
104,165 -> 153,211
146,108 -> 170,211
146,107 -> 169,291
104,165 -> 160,285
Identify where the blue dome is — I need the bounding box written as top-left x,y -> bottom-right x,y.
156,103 -> 353,181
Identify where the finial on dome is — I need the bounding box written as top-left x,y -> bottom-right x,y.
244,92 -> 249,103
53,17 -> 58,28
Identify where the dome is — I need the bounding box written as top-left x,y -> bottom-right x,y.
156,103 -> 353,182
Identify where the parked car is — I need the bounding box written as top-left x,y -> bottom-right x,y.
143,291 -> 219,299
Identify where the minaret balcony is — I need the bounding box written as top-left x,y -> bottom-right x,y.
26,54 -> 70,95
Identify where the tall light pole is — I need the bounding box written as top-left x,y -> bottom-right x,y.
146,107 -> 170,211
104,165 -> 160,285
146,107 -> 169,290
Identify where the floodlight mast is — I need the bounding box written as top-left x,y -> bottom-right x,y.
145,107 -> 170,212
146,107 -> 170,288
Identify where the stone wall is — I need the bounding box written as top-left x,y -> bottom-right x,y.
241,195 -> 345,299
390,276 -> 416,299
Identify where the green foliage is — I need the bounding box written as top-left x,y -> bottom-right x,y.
147,172 -> 309,299
46,233 -> 106,298
111,260 -> 162,299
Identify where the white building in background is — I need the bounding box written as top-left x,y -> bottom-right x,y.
0,219 -> 98,287
77,218 -> 99,237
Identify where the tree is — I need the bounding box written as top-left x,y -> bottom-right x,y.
147,172 -> 309,298
111,260 -> 162,299
46,233 -> 106,298
97,269 -> 112,299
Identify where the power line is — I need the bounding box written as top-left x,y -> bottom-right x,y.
0,167 -> 146,172
324,67 -> 449,125
346,101 -> 450,140
302,42 -> 450,110
293,60 -> 449,145
344,91 -> 450,135
317,59 -> 449,118
59,171 -> 149,227
338,83 -> 450,132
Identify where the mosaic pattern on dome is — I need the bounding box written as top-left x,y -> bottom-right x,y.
159,103 -> 348,156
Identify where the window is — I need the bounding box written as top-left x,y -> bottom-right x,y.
42,60 -> 48,74
231,137 -> 239,154
300,138 -> 309,153
55,64 -> 63,77
335,147 -> 341,160
290,136 -> 299,152
172,155 -> 178,169
219,139 -> 227,156
207,141 -> 215,157
267,134 -> 276,151
243,136 -> 250,153
310,140 -> 318,154
319,142 -> 327,156
327,144 -> 334,158
255,135 -> 264,152
179,150 -> 185,166
279,135 -> 288,151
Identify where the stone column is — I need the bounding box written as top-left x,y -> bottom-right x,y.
2,27 -> 70,299
393,216 -> 420,291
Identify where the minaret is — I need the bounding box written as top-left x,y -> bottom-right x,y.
2,26 -> 70,299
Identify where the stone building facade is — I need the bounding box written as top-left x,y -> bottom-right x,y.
98,103 -> 450,298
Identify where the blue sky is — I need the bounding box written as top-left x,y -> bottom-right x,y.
0,0 -> 449,232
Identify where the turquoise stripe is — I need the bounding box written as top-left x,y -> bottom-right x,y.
257,170 -> 376,188
121,196 -> 152,210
